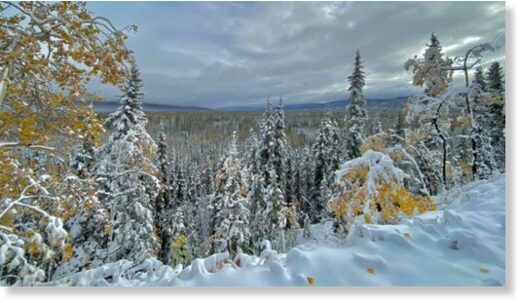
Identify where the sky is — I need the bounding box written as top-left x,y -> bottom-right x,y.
87,1 -> 505,108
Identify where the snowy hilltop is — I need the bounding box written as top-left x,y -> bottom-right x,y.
48,174 -> 505,286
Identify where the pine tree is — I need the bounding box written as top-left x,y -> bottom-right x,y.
345,50 -> 368,160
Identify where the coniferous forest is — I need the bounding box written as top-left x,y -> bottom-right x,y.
0,2 -> 506,286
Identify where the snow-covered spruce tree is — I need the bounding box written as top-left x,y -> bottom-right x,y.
210,132 -> 251,258
485,62 -> 505,171
470,73 -> 497,179
487,62 -> 504,94
53,176 -> 109,280
273,98 -> 288,185
258,100 -> 276,182
370,113 -> 383,136
284,155 -> 295,205
311,115 -> 341,222
96,63 -> 160,264
345,50 -> 368,160
252,100 -> 288,251
154,128 -> 173,264
71,134 -> 96,179
405,33 -> 453,98
169,204 -> 191,267
389,110 -> 406,144
263,174 -> 287,252
474,66 -> 487,92
172,157 -> 186,205
298,147 -> 314,223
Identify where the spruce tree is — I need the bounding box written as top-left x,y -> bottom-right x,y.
345,50 -> 368,160
96,62 -> 160,263
486,62 -> 504,93
311,115 -> 340,222
210,132 -> 251,256
485,62 -> 505,171
154,128 -> 173,264
370,113 -> 383,136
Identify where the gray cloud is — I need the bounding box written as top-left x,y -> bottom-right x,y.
87,1 -> 505,108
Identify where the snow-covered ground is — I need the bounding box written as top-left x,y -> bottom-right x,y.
52,175 -> 505,287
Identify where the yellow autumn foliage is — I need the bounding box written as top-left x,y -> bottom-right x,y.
329,152 -> 436,231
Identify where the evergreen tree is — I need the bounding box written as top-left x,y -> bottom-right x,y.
311,115 -> 341,222
471,71 -> 498,179
263,175 -> 286,252
370,113 -> 383,136
485,62 -> 505,171
345,50 -> 368,160
474,66 -> 487,92
273,98 -> 288,184
210,132 -> 251,256
71,135 -> 96,178
392,110 -> 406,142
154,128 -> 173,264
486,62 -> 504,93
96,63 -> 160,263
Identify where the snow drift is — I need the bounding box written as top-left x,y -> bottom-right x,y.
49,175 -> 505,286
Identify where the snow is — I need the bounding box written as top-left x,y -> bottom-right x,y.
48,174 -> 505,286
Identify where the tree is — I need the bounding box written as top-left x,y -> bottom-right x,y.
1,1 -> 129,203
154,128 -> 173,264
485,62 -> 505,171
474,66 -> 487,92
1,1 -> 131,285
345,50 -> 368,160
405,33 -> 453,97
273,98 -> 288,185
209,132 -> 250,257
311,115 -> 341,222
0,178 -> 69,285
96,64 -> 159,264
370,113 -> 383,136
486,62 -> 504,93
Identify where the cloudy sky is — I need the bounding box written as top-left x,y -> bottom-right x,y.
88,1 -> 505,108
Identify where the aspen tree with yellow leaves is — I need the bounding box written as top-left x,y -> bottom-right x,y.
1,1 -> 133,285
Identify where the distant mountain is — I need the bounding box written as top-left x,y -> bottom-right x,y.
219,96 -> 410,112
94,101 -> 211,113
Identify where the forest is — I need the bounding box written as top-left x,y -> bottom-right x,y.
0,2 -> 505,286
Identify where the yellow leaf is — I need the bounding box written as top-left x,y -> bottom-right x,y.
306,276 -> 315,285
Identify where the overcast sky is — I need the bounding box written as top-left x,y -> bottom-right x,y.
87,1 -> 505,108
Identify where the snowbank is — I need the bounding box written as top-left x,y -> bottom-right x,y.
50,175 -> 505,286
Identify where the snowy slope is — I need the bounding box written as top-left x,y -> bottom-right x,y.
51,175 -> 505,287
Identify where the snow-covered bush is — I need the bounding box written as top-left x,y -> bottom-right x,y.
328,150 -> 436,234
